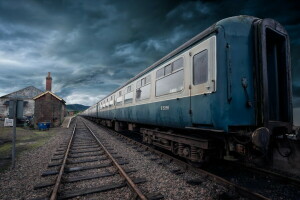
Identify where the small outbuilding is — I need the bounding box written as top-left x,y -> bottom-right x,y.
33,91 -> 66,127
33,72 -> 66,127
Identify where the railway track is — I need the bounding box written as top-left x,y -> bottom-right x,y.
85,118 -> 300,200
224,161 -> 300,189
33,118 -> 162,199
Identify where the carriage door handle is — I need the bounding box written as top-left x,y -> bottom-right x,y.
242,77 -> 252,108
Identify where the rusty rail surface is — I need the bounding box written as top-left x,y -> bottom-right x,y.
90,120 -> 271,200
82,119 -> 148,200
50,120 -> 77,200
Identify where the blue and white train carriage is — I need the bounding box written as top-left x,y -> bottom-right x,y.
82,16 -> 293,163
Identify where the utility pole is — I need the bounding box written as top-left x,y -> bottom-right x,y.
11,100 -> 17,169
9,99 -> 23,169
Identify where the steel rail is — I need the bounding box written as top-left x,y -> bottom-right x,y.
50,121 -> 77,200
82,119 -> 148,200
92,120 -> 270,200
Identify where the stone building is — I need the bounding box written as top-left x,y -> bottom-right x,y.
0,86 -> 43,119
33,72 -> 66,127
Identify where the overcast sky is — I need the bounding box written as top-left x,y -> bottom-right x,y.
0,1 -> 299,113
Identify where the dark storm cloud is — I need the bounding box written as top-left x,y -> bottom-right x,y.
0,0 -> 299,109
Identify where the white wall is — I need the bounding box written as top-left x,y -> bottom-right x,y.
0,98 -> 35,118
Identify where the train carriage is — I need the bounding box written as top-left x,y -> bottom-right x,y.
82,16 -> 293,163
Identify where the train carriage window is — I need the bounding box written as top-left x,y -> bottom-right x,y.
156,70 -> 184,96
155,57 -> 184,97
156,68 -> 164,79
116,90 -> 123,106
172,57 -> 183,71
136,85 -> 151,100
124,92 -> 133,104
136,75 -> 151,101
141,78 -> 146,86
136,80 -> 141,88
116,97 -> 123,105
109,95 -> 114,106
106,98 -> 109,107
193,50 -> 208,85
164,64 -> 172,75
127,85 -> 132,93
125,85 -> 133,104
145,75 -> 151,84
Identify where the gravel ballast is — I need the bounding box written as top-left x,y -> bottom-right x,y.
84,118 -> 238,200
1,118 -> 242,199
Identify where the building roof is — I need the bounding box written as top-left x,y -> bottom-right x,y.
0,86 -> 43,99
33,91 -> 66,103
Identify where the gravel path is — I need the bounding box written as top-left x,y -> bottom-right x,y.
84,118 -> 240,200
0,127 -> 71,200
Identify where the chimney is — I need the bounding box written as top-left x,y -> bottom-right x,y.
46,72 -> 52,91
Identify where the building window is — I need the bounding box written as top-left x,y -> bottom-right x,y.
193,50 -> 208,85
155,57 -> 184,96
136,75 -> 151,101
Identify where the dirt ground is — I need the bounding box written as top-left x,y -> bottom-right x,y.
0,126 -> 70,199
0,124 -> 61,172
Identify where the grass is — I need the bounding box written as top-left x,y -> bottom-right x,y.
0,126 -> 57,172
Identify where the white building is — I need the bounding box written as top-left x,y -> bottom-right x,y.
0,86 -> 43,119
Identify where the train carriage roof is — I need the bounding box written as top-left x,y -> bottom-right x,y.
93,15 -> 260,106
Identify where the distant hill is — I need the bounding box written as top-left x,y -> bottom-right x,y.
66,104 -> 89,111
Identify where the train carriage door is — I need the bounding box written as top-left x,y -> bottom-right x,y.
189,36 -> 217,125
254,19 -> 292,132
